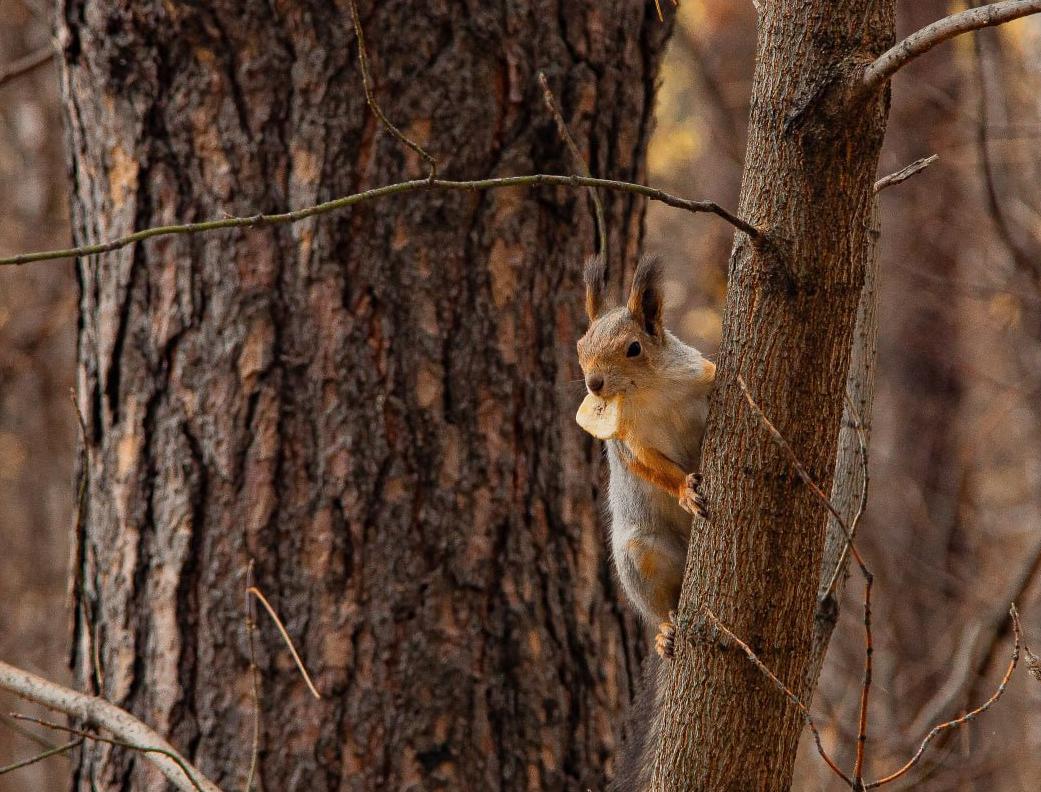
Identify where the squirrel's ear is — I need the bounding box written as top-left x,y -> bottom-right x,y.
627,255 -> 663,337
583,254 -> 607,322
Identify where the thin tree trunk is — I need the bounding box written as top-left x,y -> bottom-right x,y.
868,0 -> 968,754
807,194 -> 880,692
58,2 -> 668,789
649,2 -> 895,790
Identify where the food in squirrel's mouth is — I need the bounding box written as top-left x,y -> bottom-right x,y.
576,393 -> 621,440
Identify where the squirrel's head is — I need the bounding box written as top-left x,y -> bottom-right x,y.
576,254 -> 668,399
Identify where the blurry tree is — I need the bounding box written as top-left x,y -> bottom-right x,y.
0,5 -> 75,792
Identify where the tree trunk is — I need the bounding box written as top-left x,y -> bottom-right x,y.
58,2 -> 668,789
649,2 -> 895,790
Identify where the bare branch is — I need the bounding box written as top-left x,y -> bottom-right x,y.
701,607 -> 853,787
247,586 -> 321,700
0,45 -> 54,89
874,155 -> 938,194
348,0 -> 437,179
865,605 -> 1021,788
864,1 -> 1041,92
0,739 -> 81,776
0,660 -> 222,792
11,714 -> 209,792
538,71 -> 608,265
852,567 -> 875,790
243,563 -> 261,792
0,711 -> 62,751
0,174 -> 760,266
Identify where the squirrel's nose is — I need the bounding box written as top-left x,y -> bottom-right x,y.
587,374 -> 605,394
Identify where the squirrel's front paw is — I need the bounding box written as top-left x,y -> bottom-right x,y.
655,612 -> 677,660
678,472 -> 709,518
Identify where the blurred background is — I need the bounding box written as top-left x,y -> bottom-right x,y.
1,1 -> 1039,789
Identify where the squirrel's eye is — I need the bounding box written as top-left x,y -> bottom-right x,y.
626,341 -> 642,358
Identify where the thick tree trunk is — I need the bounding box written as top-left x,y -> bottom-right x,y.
58,2 -> 668,789
648,2 -> 895,790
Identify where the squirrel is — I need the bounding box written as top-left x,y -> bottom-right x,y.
576,254 -> 715,658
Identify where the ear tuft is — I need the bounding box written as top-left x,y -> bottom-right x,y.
583,254 -> 607,322
627,255 -> 664,337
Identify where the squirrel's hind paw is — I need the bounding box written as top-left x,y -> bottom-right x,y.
655,613 -> 677,660
678,472 -> 709,518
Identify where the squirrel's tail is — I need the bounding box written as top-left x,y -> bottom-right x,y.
611,651 -> 667,792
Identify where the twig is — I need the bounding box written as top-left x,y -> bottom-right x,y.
0,711 -> 61,751
0,659 -> 222,792
10,714 -> 208,792
863,1 -> 1041,92
852,568 -> 874,790
537,71 -> 608,265
864,605 -> 1021,788
0,174 -> 759,266
348,0 -> 437,179
701,607 -> 853,787
243,563 -> 261,792
873,155 -> 938,193
246,586 -> 321,700
0,738 -> 81,775
0,45 -> 54,89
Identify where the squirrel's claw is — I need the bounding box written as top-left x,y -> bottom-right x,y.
678,472 -> 709,518
655,612 -> 677,660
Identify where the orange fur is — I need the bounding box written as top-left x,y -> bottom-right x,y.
617,436 -> 688,497
625,538 -> 681,618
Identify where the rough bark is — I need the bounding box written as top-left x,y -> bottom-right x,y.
58,2 -> 668,790
648,3 -> 895,790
